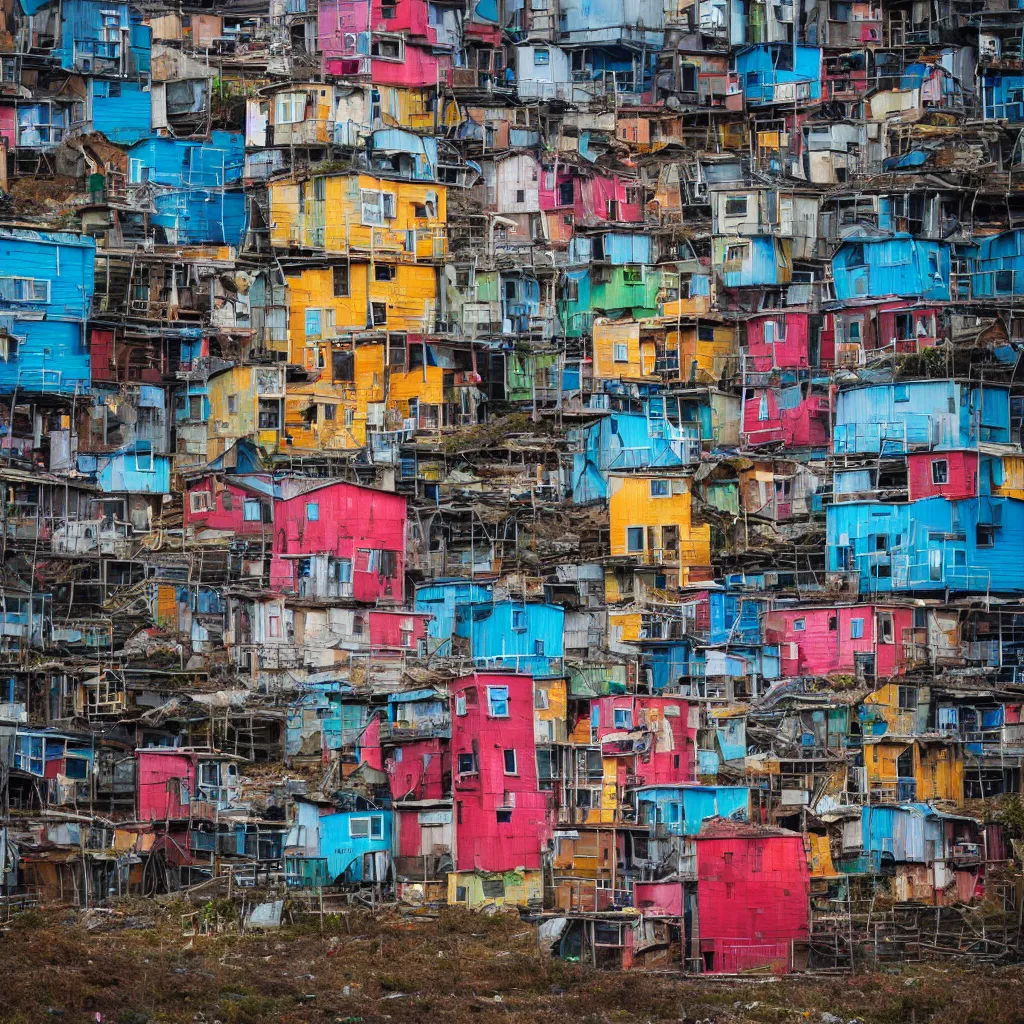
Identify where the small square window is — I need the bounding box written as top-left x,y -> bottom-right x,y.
931,460 -> 949,485
850,617 -> 864,639
306,502 -> 319,521
626,527 -> 644,552
487,686 -> 510,717
613,343 -> 629,362
496,809 -> 513,824
613,708 -> 631,729
650,479 -> 670,497
793,618 -> 805,631
457,752 -> 476,774
534,48 -> 549,65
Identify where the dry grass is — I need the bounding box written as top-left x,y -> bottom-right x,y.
0,903 -> 1022,1024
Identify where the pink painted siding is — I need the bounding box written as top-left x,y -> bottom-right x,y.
908,451 -> 977,501
578,175 -> 643,224
746,312 -> 834,370
539,170 -> 575,212
0,104 -> 15,151
388,738 -> 448,802
589,696 -> 696,785
634,880 -> 684,916
360,715 -> 384,770
269,481 -> 406,603
136,750 -> 195,820
184,478 -> 273,536
696,824 -> 810,974
767,605 -> 915,678
368,610 -> 430,650
743,389 -> 831,447
451,672 -> 552,872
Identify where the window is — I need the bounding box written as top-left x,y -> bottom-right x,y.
613,708 -> 632,729
613,343 -> 629,362
793,618 -> 805,631
725,195 -> 748,216
348,815 -> 384,839
375,264 -> 395,282
370,33 -> 404,60
275,92 -> 306,124
487,686 -> 509,717
457,752 -> 477,774
534,639 -> 545,655
306,502 -> 319,521
893,384 -> 910,403
189,491 -> 212,513
650,479 -> 670,497
878,612 -> 894,644
850,617 -> 864,639
512,608 -> 527,631
228,394 -> 239,415
243,500 -> 262,522
258,399 -> 281,429
534,687 -> 549,710
0,277 -> 49,304
977,523 -> 996,547
361,189 -> 385,226
496,810 -> 513,824
997,270 -> 1014,293
626,527 -> 644,552
622,266 -> 643,285
333,264 -> 350,297
931,460 -> 949,485
534,48 -> 550,65
828,615 -> 838,631
503,749 -> 518,774
370,302 -> 388,326
725,243 -> 748,263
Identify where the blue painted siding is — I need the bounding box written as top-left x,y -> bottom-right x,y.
861,805 -> 926,863
318,810 -> 392,882
734,45 -> 822,105
834,382 -> 1010,454
831,235 -> 951,301
637,785 -> 750,835
982,71 -> 1024,121
827,496 -> 1024,593
415,580 -> 493,655
90,79 -> 151,145
93,444 -> 172,493
457,600 -> 564,676
972,229 -> 1024,297
0,229 -> 95,394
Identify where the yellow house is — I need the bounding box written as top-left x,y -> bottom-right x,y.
268,172 -> 447,259
666,321 -> 736,383
607,473 -> 712,584
207,364 -> 286,460
862,682 -> 918,736
447,869 -> 544,908
994,454 -> 1024,500
862,738 -> 964,805
592,320 -> 658,380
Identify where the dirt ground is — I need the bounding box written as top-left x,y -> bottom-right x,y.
1,902 -> 1023,1024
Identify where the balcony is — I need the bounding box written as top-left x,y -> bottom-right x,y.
378,718 -> 451,742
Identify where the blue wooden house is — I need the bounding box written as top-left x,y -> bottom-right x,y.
127,133 -> 246,246
0,228 -> 95,395
415,579 -> 494,655
734,45 -> 822,105
456,599 -> 565,676
834,381 -> 1011,454
318,808 -> 393,883
831,235 -> 951,302
970,229 -> 1024,298
635,784 -> 750,836
827,495 -> 1024,594
89,442 -> 172,494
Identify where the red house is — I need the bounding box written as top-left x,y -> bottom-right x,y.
269,480 -> 407,604
184,476 -> 275,537
908,451 -> 978,502
745,311 -> 834,372
135,747 -> 243,821
743,386 -> 831,447
587,695 -> 696,787
450,672 -> 552,872
766,604 -> 917,680
368,610 -> 431,653
695,820 -> 810,974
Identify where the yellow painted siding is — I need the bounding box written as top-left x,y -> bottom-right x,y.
669,324 -> 735,382
608,475 -> 711,581
269,173 -> 447,257
916,743 -> 964,805
805,832 -> 837,877
995,455 -> 1024,500
609,610 -> 642,644
447,870 -> 544,907
863,683 -> 916,735
535,678 -> 568,743
593,320 -> 642,379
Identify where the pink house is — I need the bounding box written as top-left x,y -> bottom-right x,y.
743,387 -> 831,447
588,695 -> 696,787
766,604 -> 917,679
135,748 -> 242,821
268,480 -> 406,604
745,311 -> 834,372
578,174 -> 644,225
908,451 -> 978,502
450,672 -> 552,872
318,0 -> 449,85
368,610 -> 430,652
184,476 -> 275,537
